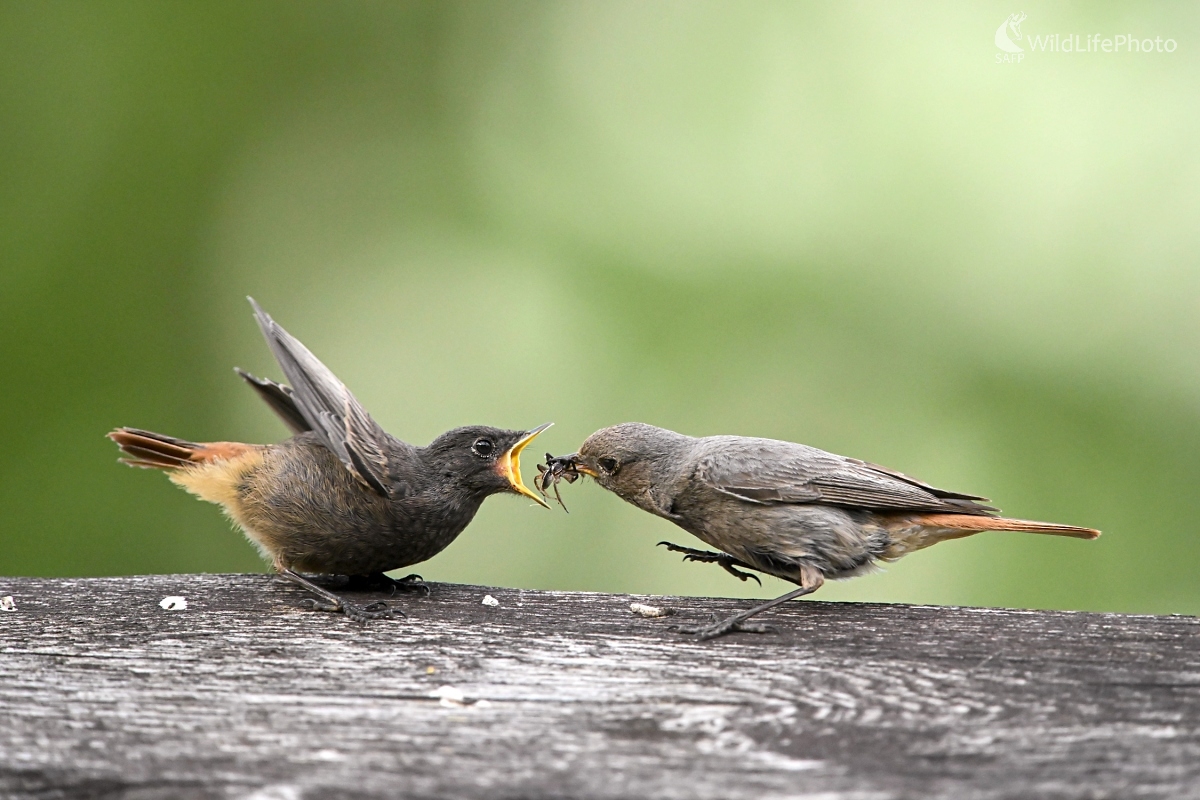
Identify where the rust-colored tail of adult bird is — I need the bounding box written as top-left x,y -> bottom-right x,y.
917,513 -> 1101,540
107,427 -> 252,470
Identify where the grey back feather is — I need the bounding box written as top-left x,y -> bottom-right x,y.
694,436 -> 997,515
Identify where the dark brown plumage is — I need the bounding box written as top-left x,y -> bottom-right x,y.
545,422 -> 1099,640
109,299 -> 551,622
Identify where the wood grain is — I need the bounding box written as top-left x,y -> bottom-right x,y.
1,574 -> 1198,799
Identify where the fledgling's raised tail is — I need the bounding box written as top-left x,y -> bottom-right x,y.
919,513 -> 1101,540
108,427 -> 252,470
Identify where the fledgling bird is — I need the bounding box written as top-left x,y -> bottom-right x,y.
543,423 -> 1099,640
109,298 -> 551,622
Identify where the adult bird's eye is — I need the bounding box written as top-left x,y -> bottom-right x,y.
472,438 -> 495,457
598,457 -> 619,474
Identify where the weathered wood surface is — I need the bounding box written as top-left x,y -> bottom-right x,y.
1,575 -> 1198,800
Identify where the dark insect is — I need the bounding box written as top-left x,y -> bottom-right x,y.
535,452 -> 580,512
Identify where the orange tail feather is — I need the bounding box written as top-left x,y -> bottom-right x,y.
107,428 -> 252,470
917,513 -> 1100,540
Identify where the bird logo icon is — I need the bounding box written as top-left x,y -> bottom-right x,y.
996,12 -> 1028,53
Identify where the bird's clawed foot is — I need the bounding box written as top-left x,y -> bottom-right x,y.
669,612 -> 776,641
346,572 -> 431,597
668,583 -> 817,641
299,597 -> 399,624
391,573 -> 431,597
280,569 -> 403,624
656,541 -> 762,586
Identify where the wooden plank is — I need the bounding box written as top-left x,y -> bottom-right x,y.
1,574 -> 1198,799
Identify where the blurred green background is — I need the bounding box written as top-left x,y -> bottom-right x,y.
3,2 -> 1198,614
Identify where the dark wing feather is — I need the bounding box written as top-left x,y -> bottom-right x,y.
247,298 -> 398,496
696,436 -> 997,516
235,368 -> 311,435
850,458 -> 991,503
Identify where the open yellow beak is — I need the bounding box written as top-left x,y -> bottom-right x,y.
500,422 -> 553,508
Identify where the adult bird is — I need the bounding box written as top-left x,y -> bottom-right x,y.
109,298 -> 550,621
543,423 -> 1098,640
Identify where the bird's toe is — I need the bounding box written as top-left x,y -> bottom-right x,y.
393,574 -> 431,597
298,597 -> 339,613
670,612 -> 778,640
353,600 -> 402,621
340,601 -> 396,623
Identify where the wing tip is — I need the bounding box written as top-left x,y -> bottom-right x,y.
247,296 -> 276,333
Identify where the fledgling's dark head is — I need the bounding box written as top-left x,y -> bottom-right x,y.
568,423 -> 694,516
424,423 -> 552,506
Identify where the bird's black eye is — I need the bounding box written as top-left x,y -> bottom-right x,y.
598,456 -> 619,474
472,438 -> 495,458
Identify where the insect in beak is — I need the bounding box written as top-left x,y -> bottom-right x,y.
535,452 -> 583,511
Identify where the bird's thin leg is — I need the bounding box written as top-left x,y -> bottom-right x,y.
671,566 -> 825,641
657,541 -> 762,586
279,569 -> 399,623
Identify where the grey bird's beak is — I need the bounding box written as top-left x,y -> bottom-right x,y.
567,453 -> 598,478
